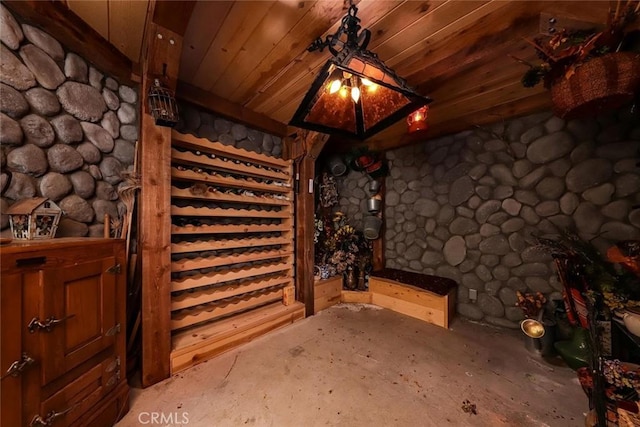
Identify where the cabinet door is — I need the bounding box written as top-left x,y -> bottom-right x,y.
36,257 -> 119,385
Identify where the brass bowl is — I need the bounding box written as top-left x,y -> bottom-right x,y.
521,318 -> 545,338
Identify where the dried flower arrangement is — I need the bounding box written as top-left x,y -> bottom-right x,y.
516,291 -> 548,318
314,211 -> 371,277
516,1 -> 640,118
519,1 -> 640,88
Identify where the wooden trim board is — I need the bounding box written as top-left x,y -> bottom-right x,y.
340,291 -> 372,304
368,277 -> 455,329
313,276 -> 342,314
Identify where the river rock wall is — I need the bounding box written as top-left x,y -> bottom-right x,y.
0,4 -> 138,237
176,101 -> 283,158
338,108 -> 640,327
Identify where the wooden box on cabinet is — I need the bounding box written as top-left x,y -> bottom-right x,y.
1,238 -> 129,427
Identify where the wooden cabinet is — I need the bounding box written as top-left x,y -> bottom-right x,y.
1,238 -> 129,427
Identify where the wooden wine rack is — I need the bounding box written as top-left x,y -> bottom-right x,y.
169,131 -> 304,373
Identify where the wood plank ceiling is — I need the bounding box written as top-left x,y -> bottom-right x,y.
62,0 -> 150,62
69,1 -> 617,151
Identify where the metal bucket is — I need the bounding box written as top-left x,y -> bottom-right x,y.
363,215 -> 382,240
328,156 -> 347,176
367,197 -> 381,213
368,179 -> 380,195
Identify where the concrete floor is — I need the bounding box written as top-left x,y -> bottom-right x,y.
116,304 -> 587,427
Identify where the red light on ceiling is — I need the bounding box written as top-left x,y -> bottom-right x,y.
407,105 -> 429,133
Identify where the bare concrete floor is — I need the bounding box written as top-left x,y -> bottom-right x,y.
117,305 -> 587,427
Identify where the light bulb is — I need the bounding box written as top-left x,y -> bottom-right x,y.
361,78 -> 373,86
351,87 -> 360,103
339,87 -> 348,98
328,79 -> 341,94
342,71 -> 352,79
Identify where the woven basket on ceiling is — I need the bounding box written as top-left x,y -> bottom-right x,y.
550,52 -> 640,119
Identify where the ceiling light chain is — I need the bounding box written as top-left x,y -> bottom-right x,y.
307,4 -> 370,56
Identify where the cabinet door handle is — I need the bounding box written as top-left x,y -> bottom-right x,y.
106,263 -> 121,274
27,314 -> 75,333
30,404 -> 76,427
1,353 -> 35,380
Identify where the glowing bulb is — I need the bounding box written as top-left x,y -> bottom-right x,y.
328,79 -> 341,94
339,87 -> 348,98
342,71 -> 352,79
351,87 -> 360,103
361,78 -> 373,86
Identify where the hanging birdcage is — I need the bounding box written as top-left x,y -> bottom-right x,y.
148,78 -> 179,127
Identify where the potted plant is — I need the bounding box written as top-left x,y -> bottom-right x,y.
517,1 -> 640,118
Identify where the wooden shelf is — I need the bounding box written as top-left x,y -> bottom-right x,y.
171,223 -> 290,235
172,275 -> 292,311
171,148 -> 290,181
171,186 -> 290,206
171,205 -> 292,219
171,287 -> 284,330
172,261 -> 293,289
172,167 -> 293,194
169,130 -> 296,370
172,130 -> 290,170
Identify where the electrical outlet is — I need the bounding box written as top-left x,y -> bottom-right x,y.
469,288 -> 478,301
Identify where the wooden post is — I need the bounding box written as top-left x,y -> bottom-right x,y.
293,131 -> 328,316
139,22 -> 183,387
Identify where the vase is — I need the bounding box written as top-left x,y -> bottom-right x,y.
554,327 -> 590,370
345,269 -> 357,290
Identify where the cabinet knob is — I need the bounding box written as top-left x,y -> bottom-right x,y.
1,352 -> 35,379
27,315 -> 75,333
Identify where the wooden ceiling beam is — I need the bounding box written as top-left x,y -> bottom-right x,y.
3,0 -> 134,84
176,81 -> 288,137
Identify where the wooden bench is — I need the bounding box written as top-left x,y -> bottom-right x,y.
369,268 -> 457,329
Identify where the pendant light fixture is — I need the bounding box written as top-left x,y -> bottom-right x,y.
407,105 -> 429,133
289,4 -> 432,140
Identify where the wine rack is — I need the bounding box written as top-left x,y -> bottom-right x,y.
169,131 -> 304,373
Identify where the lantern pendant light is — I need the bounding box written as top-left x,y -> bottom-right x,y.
289,4 -> 432,140
407,105 -> 429,133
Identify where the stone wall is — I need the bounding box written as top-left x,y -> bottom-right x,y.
339,108 -> 640,328
0,4 -> 138,237
176,101 -> 283,158
336,170 -> 372,230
